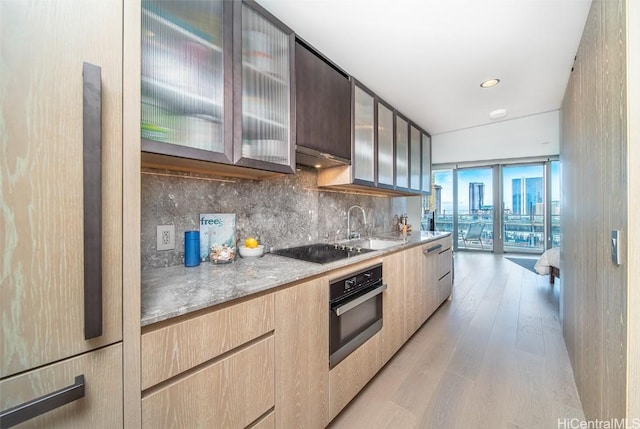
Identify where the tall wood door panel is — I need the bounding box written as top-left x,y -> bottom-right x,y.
1,0 -> 123,378
275,278 -> 329,429
381,251 -> 406,364
403,245 -> 423,338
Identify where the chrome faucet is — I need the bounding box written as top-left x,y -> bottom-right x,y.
347,205 -> 367,239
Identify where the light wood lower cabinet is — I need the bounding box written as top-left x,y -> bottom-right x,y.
275,278 -> 329,429
141,294 -> 274,389
0,344 -> 123,428
404,245 -> 424,338
421,241 -> 441,318
140,293 -> 275,428
328,333 -> 381,421
381,251 -> 406,364
406,236 -> 454,341
436,237 -> 453,305
437,247 -> 453,304
135,237 -> 453,428
142,336 -> 274,429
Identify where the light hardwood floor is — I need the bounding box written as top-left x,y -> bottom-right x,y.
329,252 -> 585,429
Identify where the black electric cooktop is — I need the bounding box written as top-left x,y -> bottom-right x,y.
271,243 -> 374,264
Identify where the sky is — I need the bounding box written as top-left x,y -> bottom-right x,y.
434,163 -> 560,214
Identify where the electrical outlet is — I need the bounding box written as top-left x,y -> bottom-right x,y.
157,225 -> 175,251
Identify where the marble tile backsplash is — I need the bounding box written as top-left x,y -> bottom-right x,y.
141,165 -> 406,270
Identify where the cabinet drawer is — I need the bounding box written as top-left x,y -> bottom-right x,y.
142,293 -> 274,389
142,335 -> 275,429
328,332 -> 381,421
438,248 -> 453,279
438,272 -> 453,305
0,344 -> 122,429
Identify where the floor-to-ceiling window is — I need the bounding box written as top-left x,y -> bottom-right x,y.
502,164 -> 545,253
424,158 -> 558,254
456,167 -> 494,251
427,169 -> 454,233
549,160 -> 560,248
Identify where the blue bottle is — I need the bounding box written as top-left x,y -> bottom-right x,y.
184,231 -> 200,267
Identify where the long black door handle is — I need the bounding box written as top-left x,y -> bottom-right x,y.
423,243 -> 443,255
82,62 -> 103,339
0,375 -> 85,428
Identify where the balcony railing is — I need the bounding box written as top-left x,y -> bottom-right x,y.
426,212 -> 560,253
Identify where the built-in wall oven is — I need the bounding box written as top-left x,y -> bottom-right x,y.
329,263 -> 386,369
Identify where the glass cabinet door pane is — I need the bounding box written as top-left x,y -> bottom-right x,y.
241,4 -> 290,165
396,116 -> 409,189
141,0 -> 224,152
421,132 -> 432,192
410,125 -> 421,191
377,104 -> 394,186
354,86 -> 374,182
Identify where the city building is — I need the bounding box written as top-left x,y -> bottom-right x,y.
512,176 -> 543,215
468,182 -> 484,214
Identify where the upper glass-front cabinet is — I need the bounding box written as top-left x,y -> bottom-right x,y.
141,0 -> 231,162
141,0 -> 294,173
234,1 -> 295,173
409,124 -> 421,192
395,115 -> 409,189
377,102 -> 394,188
353,84 -> 375,183
421,131 -> 432,193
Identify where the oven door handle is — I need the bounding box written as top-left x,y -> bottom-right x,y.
333,283 -> 387,316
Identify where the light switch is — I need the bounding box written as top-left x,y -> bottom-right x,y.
611,230 -> 621,266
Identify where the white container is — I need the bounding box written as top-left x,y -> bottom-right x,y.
238,245 -> 265,258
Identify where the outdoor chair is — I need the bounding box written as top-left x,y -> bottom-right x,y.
462,223 -> 485,249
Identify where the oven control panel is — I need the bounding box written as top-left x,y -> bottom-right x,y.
329,263 -> 383,302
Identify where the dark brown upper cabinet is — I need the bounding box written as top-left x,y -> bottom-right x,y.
295,38 -> 351,167
140,0 -> 295,176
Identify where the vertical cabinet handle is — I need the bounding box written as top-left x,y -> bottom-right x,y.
82,62 -> 102,339
0,375 -> 85,428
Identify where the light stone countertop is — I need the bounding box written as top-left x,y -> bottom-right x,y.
141,231 -> 451,326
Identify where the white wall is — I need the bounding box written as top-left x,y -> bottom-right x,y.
432,110 -> 559,164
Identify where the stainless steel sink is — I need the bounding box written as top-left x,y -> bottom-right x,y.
340,237 -> 405,251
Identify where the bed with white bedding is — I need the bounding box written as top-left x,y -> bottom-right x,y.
534,247 -> 560,284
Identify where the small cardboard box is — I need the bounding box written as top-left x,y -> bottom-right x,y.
199,213 -> 236,262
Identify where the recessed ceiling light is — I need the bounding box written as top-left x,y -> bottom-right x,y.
489,108 -> 507,119
480,78 -> 500,88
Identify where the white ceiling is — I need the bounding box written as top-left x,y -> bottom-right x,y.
256,0 -> 592,136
